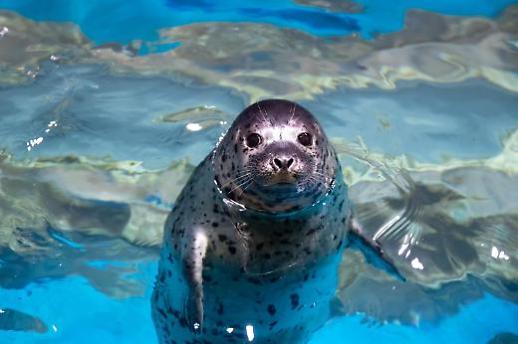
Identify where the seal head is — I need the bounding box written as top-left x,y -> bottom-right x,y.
213,99 -> 338,213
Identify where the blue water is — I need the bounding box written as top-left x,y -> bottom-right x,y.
1,0 -> 517,47
2,261 -> 517,343
1,0 -> 517,343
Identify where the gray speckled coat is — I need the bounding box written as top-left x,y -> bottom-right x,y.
152,154 -> 351,344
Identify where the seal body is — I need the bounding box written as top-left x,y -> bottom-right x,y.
152,99 -> 353,344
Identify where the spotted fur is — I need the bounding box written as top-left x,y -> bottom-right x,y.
152,99 -> 351,344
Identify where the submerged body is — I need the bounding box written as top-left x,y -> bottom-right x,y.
152,100 -> 392,343
152,156 -> 349,343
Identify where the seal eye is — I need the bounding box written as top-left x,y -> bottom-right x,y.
246,133 -> 262,148
297,132 -> 312,146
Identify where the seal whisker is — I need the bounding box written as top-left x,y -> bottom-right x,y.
228,176 -> 254,195
257,102 -> 273,126
288,104 -> 296,125
236,179 -> 254,197
220,172 -> 252,189
312,171 -> 326,178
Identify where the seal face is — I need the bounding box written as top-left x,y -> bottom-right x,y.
151,99 -> 399,344
213,99 -> 338,213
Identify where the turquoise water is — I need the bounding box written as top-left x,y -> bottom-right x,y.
1,0 -> 517,343
2,0 -> 516,45
1,263 -> 517,343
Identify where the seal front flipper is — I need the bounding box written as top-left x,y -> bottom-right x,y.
181,230 -> 208,332
348,218 -> 406,282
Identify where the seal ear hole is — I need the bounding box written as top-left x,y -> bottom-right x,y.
297,132 -> 313,146
246,133 -> 262,148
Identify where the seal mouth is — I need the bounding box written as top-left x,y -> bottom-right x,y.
268,171 -> 299,185
255,172 -> 303,191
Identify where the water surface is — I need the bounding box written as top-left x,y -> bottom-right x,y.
0,1 -> 517,343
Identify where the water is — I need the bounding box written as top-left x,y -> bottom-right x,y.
1,1 -> 517,343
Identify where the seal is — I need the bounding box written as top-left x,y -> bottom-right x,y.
152,99 -> 401,344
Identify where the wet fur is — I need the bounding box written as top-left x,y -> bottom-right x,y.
152,100 -> 351,344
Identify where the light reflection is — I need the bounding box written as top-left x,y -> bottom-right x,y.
186,122 -> 203,132
226,327 -> 234,334
26,120 -> 59,151
26,136 -> 43,151
397,232 -> 418,258
0,26 -> 8,38
245,324 -> 255,342
411,257 -> 424,270
24,65 -> 39,78
373,214 -> 400,241
491,246 -> 510,261
45,120 -> 58,133
222,196 -> 247,212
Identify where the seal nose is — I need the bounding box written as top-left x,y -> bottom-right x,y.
273,157 -> 294,170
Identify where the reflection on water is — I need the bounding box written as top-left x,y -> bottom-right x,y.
0,1 -> 517,343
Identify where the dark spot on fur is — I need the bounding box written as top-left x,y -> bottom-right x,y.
179,316 -> 188,328
218,234 -> 227,242
267,304 -> 276,316
158,308 -> 167,319
290,293 -> 300,309
212,222 -> 219,228
306,228 -> 316,236
269,276 -> 280,283
248,277 -> 261,285
228,246 -> 237,255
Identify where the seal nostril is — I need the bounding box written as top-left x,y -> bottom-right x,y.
273,157 -> 294,170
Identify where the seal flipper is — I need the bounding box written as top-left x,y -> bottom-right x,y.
181,231 -> 208,332
348,218 -> 406,282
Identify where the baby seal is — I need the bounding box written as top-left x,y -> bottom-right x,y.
152,99 -> 399,344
